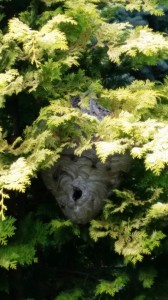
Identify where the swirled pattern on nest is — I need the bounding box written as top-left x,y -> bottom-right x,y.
42,149 -> 131,224
42,97 -> 131,224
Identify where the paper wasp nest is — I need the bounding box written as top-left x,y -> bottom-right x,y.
42,149 -> 131,224
42,98 -> 131,224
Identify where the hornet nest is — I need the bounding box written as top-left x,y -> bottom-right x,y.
42,97 -> 131,224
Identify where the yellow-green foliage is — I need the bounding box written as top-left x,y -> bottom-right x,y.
55,288 -> 83,300
90,189 -> 166,264
139,268 -> 157,288
1,2 -> 168,294
95,274 -> 129,297
0,0 -> 168,220
0,213 -> 49,270
50,219 -> 80,248
6,15 -> 77,66
98,25 -> 168,65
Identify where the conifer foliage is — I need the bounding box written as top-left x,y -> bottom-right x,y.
1,0 -> 168,298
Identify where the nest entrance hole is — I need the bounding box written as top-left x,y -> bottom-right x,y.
73,187 -> 82,201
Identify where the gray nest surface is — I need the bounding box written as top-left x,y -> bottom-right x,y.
42,98 -> 131,224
